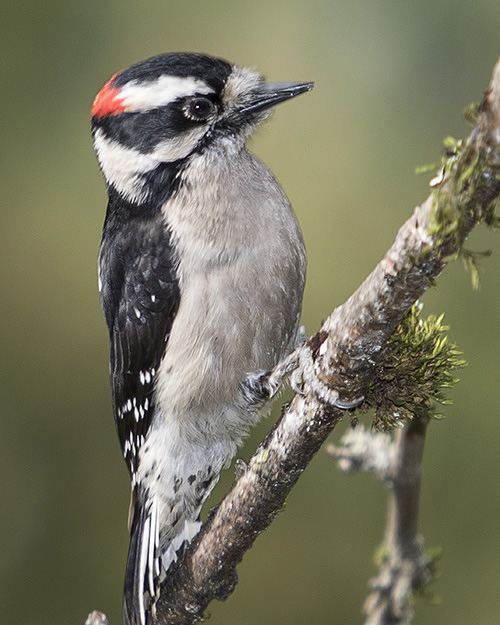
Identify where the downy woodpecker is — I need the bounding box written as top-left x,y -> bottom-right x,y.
91,52 -> 312,625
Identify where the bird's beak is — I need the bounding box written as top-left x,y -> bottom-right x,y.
240,81 -> 314,115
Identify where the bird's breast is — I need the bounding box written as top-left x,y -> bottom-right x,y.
154,148 -> 306,442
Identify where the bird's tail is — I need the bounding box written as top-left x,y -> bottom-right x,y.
123,494 -> 202,625
123,496 -> 161,625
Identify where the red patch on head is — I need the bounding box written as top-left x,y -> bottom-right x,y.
91,73 -> 127,117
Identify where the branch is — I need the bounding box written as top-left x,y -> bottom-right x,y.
363,417 -> 431,625
156,389 -> 344,623
86,53 -> 500,625
328,418 -> 431,624
153,53 -> 500,625
326,426 -> 396,480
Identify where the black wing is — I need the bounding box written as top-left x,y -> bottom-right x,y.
99,208 -> 180,480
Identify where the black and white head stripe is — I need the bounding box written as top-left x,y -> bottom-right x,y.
91,53 -> 233,118
106,75 -> 214,114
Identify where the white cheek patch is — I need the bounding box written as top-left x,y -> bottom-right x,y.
120,75 -> 214,113
93,128 -> 157,202
93,124 -> 209,202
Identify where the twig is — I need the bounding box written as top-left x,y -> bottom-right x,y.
329,419 -> 431,624
326,426 -> 396,479
363,417 -> 431,625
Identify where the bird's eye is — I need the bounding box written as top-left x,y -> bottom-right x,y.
184,97 -> 214,122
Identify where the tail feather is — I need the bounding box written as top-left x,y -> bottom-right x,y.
124,498 -> 160,625
123,496 -> 202,625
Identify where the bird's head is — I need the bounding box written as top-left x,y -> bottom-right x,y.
91,53 -> 312,205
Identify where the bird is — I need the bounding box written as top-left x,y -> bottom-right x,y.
91,52 -> 312,625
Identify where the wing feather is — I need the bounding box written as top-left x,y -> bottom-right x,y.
99,207 -> 180,477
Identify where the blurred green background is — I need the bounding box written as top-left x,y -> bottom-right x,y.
2,1 -> 500,624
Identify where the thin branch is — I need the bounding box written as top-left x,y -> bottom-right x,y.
329,418 -> 431,624
326,426 -> 396,479
86,53 -> 500,625
363,417 -> 431,625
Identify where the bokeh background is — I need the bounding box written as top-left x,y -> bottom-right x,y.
2,2 -> 500,624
